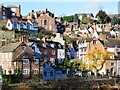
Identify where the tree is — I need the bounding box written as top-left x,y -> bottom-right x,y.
86,48 -> 111,76
96,10 -> 111,24
82,17 -> 93,24
62,15 -> 74,22
74,14 -> 79,22
111,16 -> 118,25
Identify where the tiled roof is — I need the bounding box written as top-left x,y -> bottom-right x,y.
0,42 -> 22,52
105,38 -> 120,48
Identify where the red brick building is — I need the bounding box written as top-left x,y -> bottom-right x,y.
0,4 -> 21,20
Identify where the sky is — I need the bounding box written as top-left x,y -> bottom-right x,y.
1,1 -> 119,17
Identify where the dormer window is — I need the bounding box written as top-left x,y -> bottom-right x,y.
33,22 -> 38,27
43,43 -> 46,48
50,44 -> 55,48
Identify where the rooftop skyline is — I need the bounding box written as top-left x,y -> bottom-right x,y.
1,2 -> 119,17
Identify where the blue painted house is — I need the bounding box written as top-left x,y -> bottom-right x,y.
42,62 -> 66,80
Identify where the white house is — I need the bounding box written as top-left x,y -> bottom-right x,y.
6,19 -> 38,32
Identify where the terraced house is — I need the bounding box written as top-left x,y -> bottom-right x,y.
6,18 -> 38,32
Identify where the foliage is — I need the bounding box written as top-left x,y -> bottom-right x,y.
74,14 -> 79,22
1,25 -> 7,30
82,17 -> 93,24
62,15 -> 74,22
111,16 -> 118,25
63,35 -> 78,44
86,48 -> 111,75
96,10 -> 111,24
37,30 -> 54,39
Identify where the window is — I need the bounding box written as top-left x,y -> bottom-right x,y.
20,23 -> 24,28
43,43 -> 46,48
33,22 -> 38,27
26,24 -> 30,29
2,16 -> 6,20
44,20 -> 47,25
33,69 -> 39,74
22,69 -> 29,74
44,50 -> 47,55
50,58 -> 55,62
32,47 -> 35,51
93,40 -> 97,45
23,59 -> 29,64
8,23 -> 10,26
3,12 -> 5,15
51,50 -> 55,55
13,23 -> 18,28
44,57 -> 47,62
50,71 -> 53,76
44,71 -> 47,76
34,59 -> 39,64
111,63 -> 115,66
3,8 -> 5,10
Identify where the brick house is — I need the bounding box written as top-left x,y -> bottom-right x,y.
34,39 -> 65,63
27,9 -> 65,32
0,4 -> 21,20
0,42 -> 33,75
36,13 -> 56,31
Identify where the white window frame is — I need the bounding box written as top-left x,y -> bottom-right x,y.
50,58 -> 55,62
34,59 -> 39,64
33,69 -> 39,74
23,59 -> 29,64
3,11 -> 5,15
22,69 -> 29,75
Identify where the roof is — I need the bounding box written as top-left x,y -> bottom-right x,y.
0,42 -> 22,53
35,40 -> 64,49
7,5 -> 19,8
98,32 -> 112,38
104,38 -> 120,48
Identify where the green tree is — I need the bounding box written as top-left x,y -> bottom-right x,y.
111,16 -> 118,25
96,10 -> 111,24
74,14 -> 79,22
62,15 -> 74,22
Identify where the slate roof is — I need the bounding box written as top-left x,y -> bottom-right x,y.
35,40 -> 64,49
104,38 -> 120,48
0,42 -> 22,53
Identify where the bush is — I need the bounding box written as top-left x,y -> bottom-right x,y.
1,25 -> 7,30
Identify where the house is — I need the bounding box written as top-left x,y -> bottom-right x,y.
0,4 -> 21,20
35,39 -> 65,63
42,62 -> 66,80
0,42 -> 33,75
6,19 -> 38,32
77,13 -> 94,20
103,38 -> 120,76
51,33 -> 65,46
78,38 -> 92,61
35,9 -> 56,31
